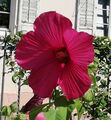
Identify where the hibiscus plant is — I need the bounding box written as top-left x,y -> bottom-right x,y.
0,12 -> 111,120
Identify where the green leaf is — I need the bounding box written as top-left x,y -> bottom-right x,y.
15,113 -> 26,120
1,106 -> 12,116
100,80 -> 107,88
56,107 -> 67,120
95,49 -> 100,54
44,107 -> 67,120
10,102 -> 18,112
29,103 -> 50,120
88,62 -> 97,74
21,80 -> 28,86
54,96 -> 74,107
44,109 -> 56,120
92,75 -> 97,87
74,100 -> 85,120
12,72 -> 19,83
100,98 -> 107,108
83,89 -> 94,102
67,103 -> 75,119
54,96 -> 75,119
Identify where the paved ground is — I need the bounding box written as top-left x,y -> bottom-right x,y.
2,92 -> 33,106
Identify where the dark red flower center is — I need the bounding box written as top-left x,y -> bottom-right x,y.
55,48 -> 69,64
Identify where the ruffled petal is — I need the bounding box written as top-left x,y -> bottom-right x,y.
34,11 -> 72,48
58,61 -> 91,99
64,29 -> 94,66
16,31 -> 54,70
21,95 -> 43,113
28,61 -> 62,98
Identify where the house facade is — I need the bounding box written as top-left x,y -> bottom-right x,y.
0,0 -> 111,36
76,0 -> 111,36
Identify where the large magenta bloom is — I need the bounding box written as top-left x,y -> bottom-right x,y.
16,11 -> 94,99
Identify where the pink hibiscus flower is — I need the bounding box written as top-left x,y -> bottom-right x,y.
16,11 -> 94,100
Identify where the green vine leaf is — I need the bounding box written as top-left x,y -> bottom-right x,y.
10,102 -> 18,113
1,106 -> 12,116
44,107 -> 67,120
29,103 -> 50,120
74,100 -> 85,120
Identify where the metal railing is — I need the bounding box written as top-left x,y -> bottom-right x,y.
0,30 -> 22,120
0,30 -> 7,120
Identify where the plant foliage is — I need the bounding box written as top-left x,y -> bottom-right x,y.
0,33 -> 111,120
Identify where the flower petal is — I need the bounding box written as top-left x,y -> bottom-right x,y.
36,112 -> 45,120
58,62 -> 91,99
34,11 -> 72,48
16,31 -> 54,70
28,61 -> 62,98
21,95 -> 43,113
26,112 -> 45,120
64,29 -> 94,66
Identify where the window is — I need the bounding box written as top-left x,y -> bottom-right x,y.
0,0 -> 11,28
22,0 -> 39,23
97,0 -> 110,36
76,0 -> 95,34
76,0 -> 110,36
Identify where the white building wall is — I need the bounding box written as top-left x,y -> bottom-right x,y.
19,0 -> 110,36
20,0 -> 76,32
0,0 -> 110,36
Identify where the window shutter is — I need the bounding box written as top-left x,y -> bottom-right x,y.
95,0 -> 110,36
77,0 -> 110,36
29,0 -> 38,23
22,0 -> 29,23
21,0 -> 39,32
77,0 -> 95,34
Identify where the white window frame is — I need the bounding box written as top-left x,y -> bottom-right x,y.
108,0 -> 111,38
0,11 -> 10,28
0,0 -> 18,35
9,0 -> 18,34
0,0 -> 11,36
